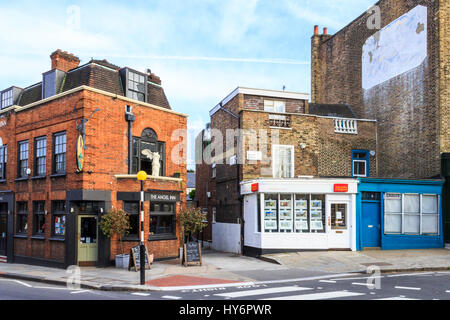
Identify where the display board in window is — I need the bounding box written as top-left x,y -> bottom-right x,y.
279,195 -> 293,232
264,194 -> 277,232
310,198 -> 324,232
295,196 -> 309,232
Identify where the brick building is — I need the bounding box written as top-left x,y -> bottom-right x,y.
0,50 -> 187,267
310,0 -> 449,243
196,87 -> 378,254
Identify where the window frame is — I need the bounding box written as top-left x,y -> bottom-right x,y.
17,140 -> 29,178
53,131 -> 67,175
123,201 -> 140,240
272,144 -> 294,178
16,201 -> 28,235
33,201 -> 46,236
149,202 -> 176,240
34,136 -> 47,177
51,200 -> 67,238
126,69 -> 147,102
1,89 -> 13,109
132,130 -> 165,177
0,145 -> 7,180
352,150 -> 369,177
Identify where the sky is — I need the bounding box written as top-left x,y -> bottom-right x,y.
0,0 -> 375,170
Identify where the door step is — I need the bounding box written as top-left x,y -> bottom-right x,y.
0,256 -> 7,263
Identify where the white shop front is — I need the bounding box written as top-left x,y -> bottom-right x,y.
240,178 -> 358,256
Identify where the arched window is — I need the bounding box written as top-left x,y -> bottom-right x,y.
132,128 -> 165,176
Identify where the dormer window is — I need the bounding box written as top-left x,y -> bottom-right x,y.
1,89 -> 13,109
123,69 -> 147,102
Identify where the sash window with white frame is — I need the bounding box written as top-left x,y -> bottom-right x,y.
272,145 -> 294,178
384,193 -> 440,235
352,150 -> 368,177
0,145 -> 6,180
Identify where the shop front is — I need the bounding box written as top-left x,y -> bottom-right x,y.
240,178 -> 358,256
356,178 -> 445,251
0,191 -> 13,262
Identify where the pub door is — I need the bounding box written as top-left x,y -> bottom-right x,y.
77,215 -> 98,266
0,203 -> 8,257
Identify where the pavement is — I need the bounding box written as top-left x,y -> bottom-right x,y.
0,248 -> 449,292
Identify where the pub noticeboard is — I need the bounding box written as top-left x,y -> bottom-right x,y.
182,242 -> 202,267
128,245 -> 151,272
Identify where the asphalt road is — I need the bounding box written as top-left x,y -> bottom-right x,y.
0,271 -> 449,301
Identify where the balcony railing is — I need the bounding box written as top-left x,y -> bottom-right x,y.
267,114 -> 291,128
334,118 -> 358,134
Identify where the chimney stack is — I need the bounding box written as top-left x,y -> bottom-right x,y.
314,25 -> 319,35
323,27 -> 328,35
50,49 -> 80,72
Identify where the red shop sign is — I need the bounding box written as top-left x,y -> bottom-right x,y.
251,183 -> 259,192
334,184 -> 349,192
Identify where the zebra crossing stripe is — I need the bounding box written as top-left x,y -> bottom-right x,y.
214,286 -> 312,298
162,295 -> 182,300
261,291 -> 365,300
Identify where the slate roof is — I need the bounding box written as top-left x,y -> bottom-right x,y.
308,103 -> 356,119
16,59 -> 171,110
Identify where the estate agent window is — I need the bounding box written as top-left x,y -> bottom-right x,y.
52,201 -> 66,237
53,132 -> 66,174
17,140 -> 29,178
352,150 -> 369,177
272,145 -> 294,178
34,136 -> 47,177
132,128 -> 165,176
0,145 -> 6,180
33,201 -> 46,235
16,202 -> 28,234
384,193 -> 439,235
262,193 -> 325,233
150,202 -> 176,239
123,201 -> 139,238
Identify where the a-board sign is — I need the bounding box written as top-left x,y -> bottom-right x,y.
128,245 -> 151,272
182,242 -> 202,267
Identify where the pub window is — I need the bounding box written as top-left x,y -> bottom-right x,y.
17,140 -> 29,178
0,145 -> 6,180
132,128 -> 165,176
53,132 -> 66,174
16,202 -> 28,234
123,201 -> 139,238
33,201 -> 46,235
150,202 -> 176,238
34,136 -> 47,176
52,201 -> 66,237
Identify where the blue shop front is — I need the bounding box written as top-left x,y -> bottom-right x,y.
357,178 -> 445,251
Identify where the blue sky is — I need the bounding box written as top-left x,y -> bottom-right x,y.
0,0 -> 375,170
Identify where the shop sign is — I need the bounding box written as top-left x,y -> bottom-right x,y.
149,192 -> 180,202
76,135 -> 84,172
251,183 -> 259,192
384,193 -> 401,200
334,184 -> 349,192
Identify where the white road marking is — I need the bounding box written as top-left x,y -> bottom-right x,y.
332,275 -> 383,281
445,290 -> 450,293
14,280 -> 32,288
162,295 -> 182,300
70,290 -> 91,294
215,286 -> 312,298
352,282 -> 373,287
131,292 -> 151,297
387,272 -> 434,278
33,286 -> 72,290
319,280 -> 336,283
375,297 -> 419,300
262,291 -> 365,300
395,286 -> 421,291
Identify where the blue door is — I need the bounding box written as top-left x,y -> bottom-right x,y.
362,202 -> 381,248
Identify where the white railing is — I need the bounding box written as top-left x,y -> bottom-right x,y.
334,118 -> 358,134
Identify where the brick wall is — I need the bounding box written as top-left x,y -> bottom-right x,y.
311,0 -> 445,178
439,0 -> 450,154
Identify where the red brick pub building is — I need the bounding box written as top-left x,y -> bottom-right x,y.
0,50 -> 187,267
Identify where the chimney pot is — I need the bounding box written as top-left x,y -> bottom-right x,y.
314,25 -> 319,35
323,27 -> 328,35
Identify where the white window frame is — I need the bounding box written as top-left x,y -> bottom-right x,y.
264,100 -> 286,113
272,144 -> 294,178
352,159 -> 367,177
212,162 -> 216,178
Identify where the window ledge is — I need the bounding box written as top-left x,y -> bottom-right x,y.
30,235 -> 45,240
114,174 -> 182,182
49,237 -> 65,242
31,176 -> 46,180
0,179 -> 6,183
50,173 -> 66,178
14,234 -> 28,239
15,177 -> 28,182
148,235 -> 177,242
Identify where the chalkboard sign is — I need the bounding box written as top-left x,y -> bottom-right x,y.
182,242 -> 202,267
128,245 -> 151,272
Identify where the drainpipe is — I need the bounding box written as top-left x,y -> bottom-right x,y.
125,105 -> 136,174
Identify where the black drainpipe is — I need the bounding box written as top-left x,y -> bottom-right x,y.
125,106 -> 136,174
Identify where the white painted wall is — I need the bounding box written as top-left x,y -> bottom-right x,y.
212,222 -> 241,254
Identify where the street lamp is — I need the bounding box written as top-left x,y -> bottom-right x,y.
137,170 -> 147,285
